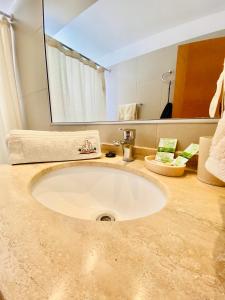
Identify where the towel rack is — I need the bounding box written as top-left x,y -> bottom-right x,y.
161,70 -> 174,83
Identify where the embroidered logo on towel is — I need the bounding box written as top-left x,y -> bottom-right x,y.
79,139 -> 97,154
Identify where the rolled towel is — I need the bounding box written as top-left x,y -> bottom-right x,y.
7,130 -> 102,165
205,112 -> 225,182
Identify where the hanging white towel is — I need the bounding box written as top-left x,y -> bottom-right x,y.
119,103 -> 138,121
206,60 -> 225,182
205,111 -> 225,182
7,130 -> 101,164
209,59 -> 225,118
206,59 -> 225,182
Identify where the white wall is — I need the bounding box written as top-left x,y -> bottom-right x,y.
12,0 -> 217,150
105,45 -> 177,120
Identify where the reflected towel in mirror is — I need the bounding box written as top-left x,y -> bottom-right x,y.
118,103 -> 138,121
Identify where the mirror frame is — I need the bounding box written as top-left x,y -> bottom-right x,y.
42,0 -> 220,126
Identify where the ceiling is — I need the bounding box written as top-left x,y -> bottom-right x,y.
0,0 -> 15,14
44,0 -> 97,36
46,0 -> 225,66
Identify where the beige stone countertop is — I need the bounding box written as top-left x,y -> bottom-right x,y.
0,156 -> 225,300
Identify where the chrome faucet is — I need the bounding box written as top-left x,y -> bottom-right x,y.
113,128 -> 136,162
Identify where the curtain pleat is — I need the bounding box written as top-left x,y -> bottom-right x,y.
0,18 -> 25,163
46,43 -> 106,122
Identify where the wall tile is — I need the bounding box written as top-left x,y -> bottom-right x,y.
85,124 -> 157,148
156,123 -> 217,149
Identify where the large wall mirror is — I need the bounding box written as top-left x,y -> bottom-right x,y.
43,0 -> 225,123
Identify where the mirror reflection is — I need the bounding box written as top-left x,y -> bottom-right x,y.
43,0 -> 225,123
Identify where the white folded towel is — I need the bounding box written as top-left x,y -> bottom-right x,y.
205,112 -> 225,182
7,130 -> 101,165
119,103 -> 138,121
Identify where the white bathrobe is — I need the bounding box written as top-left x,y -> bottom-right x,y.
206,112 -> 225,182
206,59 -> 225,182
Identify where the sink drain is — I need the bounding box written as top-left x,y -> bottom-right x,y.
96,213 -> 116,222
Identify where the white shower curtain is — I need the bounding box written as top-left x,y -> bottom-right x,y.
46,43 -> 106,122
0,18 -> 25,163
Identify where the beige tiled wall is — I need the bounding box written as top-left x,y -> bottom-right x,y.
85,123 -> 217,148
13,0 -> 218,150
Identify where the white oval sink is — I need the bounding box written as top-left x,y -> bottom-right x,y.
31,165 -> 166,221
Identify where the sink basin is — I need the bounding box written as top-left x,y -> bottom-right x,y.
31,165 -> 166,221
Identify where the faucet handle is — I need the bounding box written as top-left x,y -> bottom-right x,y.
119,128 -> 136,141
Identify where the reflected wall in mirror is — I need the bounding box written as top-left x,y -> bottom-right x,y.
43,0 -> 225,123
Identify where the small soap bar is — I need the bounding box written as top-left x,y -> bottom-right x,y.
172,143 -> 199,166
172,156 -> 188,166
157,138 -> 177,153
156,138 -> 177,163
181,143 -> 199,159
155,152 -> 174,164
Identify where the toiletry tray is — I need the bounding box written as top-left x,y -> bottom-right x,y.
144,156 -> 185,177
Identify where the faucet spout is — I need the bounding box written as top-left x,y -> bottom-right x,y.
113,128 -> 136,162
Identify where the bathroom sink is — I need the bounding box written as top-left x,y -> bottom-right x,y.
31,165 -> 166,221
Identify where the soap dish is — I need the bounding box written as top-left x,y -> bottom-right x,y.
144,156 -> 185,177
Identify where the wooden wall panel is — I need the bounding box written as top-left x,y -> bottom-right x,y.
173,37 -> 225,118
